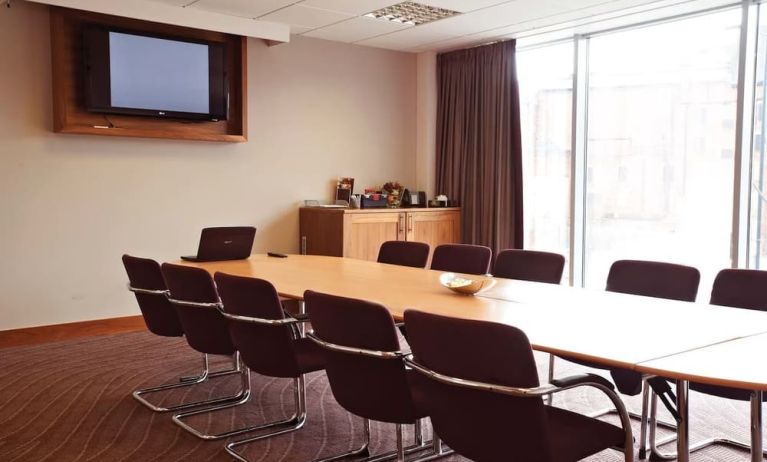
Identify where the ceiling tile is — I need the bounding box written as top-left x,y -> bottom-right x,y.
416,0 -> 513,13
190,0 -> 298,19
303,16 -> 411,42
291,25 -> 314,34
260,4 -> 354,29
148,0 -> 194,6
408,35 -> 485,53
300,0 -> 398,15
356,26 -> 456,49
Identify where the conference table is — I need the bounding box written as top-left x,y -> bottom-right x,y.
179,254 -> 767,462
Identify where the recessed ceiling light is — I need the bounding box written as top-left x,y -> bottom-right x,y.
364,1 -> 460,26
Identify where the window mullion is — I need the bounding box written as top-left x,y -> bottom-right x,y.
570,35 -> 589,287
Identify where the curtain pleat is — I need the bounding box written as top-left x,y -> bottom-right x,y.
435,40 -> 523,255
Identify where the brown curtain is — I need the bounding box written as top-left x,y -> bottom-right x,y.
435,40 -> 523,255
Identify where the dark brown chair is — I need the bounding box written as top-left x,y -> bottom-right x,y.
377,241 -> 430,268
430,244 -> 492,275
304,290 -> 445,462
404,309 -> 633,462
492,249 -> 566,284
605,259 -> 701,302
122,255 -> 238,413
161,263 -> 253,440
649,269 -> 767,459
552,259 -> 700,458
200,273 -> 325,460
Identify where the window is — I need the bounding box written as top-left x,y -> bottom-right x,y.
583,9 -> 741,290
751,7 -> 767,270
517,42 -> 573,282
516,5 -> 767,290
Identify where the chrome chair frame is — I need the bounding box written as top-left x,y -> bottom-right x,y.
306,332 -> 452,462
548,357 -> 676,459
647,388 -> 767,461
164,298 -> 312,446
128,285 -> 242,413
406,356 -> 635,462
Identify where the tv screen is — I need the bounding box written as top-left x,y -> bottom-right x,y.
83,28 -> 228,121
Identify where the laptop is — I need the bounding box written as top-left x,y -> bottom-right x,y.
181,226 -> 256,262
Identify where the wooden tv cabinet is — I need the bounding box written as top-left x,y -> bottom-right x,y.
299,207 -> 461,263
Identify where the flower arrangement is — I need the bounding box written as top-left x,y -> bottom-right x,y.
383,181 -> 403,208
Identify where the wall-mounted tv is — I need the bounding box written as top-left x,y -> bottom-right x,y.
83,27 -> 228,121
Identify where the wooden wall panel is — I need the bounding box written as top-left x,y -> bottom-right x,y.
50,7 -> 247,142
0,315 -> 146,349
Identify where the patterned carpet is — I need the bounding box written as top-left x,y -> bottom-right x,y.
0,331 -> 759,461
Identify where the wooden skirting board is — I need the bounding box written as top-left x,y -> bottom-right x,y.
0,315 -> 146,349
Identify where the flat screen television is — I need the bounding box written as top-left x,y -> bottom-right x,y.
83,27 -> 228,121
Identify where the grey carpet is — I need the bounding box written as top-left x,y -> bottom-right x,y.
0,331 -> 758,461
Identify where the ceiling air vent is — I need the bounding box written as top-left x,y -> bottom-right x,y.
364,2 -> 460,26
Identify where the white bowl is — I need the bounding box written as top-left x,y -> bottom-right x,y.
439,272 -> 496,296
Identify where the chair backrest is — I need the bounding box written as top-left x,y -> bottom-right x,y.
377,241 -> 430,268
605,259 -> 700,302
122,255 -> 183,337
160,263 -> 235,356
404,309 -> 551,462
492,250 -> 565,284
430,244 -> 492,275
215,272 -> 302,378
304,290 -> 419,424
710,269 -> 767,311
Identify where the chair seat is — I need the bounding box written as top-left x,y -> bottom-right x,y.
293,338 -> 326,374
547,406 -> 625,462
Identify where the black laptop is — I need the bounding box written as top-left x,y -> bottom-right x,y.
181,227 -> 256,262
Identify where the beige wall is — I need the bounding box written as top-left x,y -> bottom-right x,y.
0,2 -> 417,330
415,51 -> 437,198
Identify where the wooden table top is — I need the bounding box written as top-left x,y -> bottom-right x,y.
637,333 -> 767,390
178,254 -> 767,371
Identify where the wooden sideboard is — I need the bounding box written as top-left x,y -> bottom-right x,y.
299,207 -> 461,263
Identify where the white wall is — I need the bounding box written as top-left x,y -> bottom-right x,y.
0,1 -> 417,330
415,51 -> 437,198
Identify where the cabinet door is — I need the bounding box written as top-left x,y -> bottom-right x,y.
343,212 -> 405,261
406,211 -> 461,260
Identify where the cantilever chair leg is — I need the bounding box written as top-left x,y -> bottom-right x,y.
549,358 -> 673,460
133,352 -> 246,413
545,354 -> 556,405
174,366 -> 308,441
648,390 -> 767,461
362,422 -> 453,462
311,418 -> 372,462
587,378 -> 676,460
179,352 -> 241,383
224,374 -> 309,462
312,417 -> 447,462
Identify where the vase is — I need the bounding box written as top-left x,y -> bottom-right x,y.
387,190 -> 402,208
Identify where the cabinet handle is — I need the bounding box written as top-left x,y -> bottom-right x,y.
407,215 -> 413,232
398,215 -> 405,237
301,236 -> 307,255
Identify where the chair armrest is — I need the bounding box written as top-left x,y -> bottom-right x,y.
550,373 -> 614,392
219,310 -> 309,326
127,284 -> 169,296
288,312 -> 310,322
168,298 -> 222,309
404,357 -> 634,455
406,358 -> 616,398
307,332 -> 410,359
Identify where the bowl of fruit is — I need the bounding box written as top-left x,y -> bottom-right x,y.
439,272 -> 496,296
